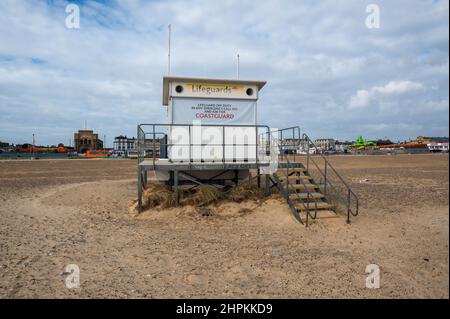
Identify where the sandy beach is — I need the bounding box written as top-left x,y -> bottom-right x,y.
0,154 -> 448,298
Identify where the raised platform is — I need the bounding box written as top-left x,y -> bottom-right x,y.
138,159 -> 301,171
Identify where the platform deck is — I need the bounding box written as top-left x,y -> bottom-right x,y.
138,160 -> 301,171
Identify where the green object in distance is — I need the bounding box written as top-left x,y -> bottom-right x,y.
350,136 -> 376,150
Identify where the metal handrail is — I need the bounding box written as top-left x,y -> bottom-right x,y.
261,126 -> 301,141
260,126 -> 302,148
282,149 -> 317,227
302,133 -> 359,223
277,144 -> 319,227
137,123 -> 272,168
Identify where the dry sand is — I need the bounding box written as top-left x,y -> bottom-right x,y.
0,154 -> 448,298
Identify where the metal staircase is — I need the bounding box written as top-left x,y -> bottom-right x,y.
268,127 -> 359,227
273,162 -> 337,226
136,123 -> 359,226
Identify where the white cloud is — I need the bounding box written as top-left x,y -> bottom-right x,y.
373,81 -> 425,95
349,80 -> 425,109
349,89 -> 371,109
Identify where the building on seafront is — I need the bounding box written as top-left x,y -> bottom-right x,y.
314,138 -> 336,152
74,129 -> 103,153
414,136 -> 449,144
113,135 -> 137,153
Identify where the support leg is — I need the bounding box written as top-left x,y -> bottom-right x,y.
265,174 -> 270,196
143,170 -> 148,188
138,166 -> 143,212
257,169 -> 261,188
174,170 -> 179,206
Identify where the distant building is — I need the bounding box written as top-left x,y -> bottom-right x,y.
281,138 -> 302,153
113,135 -> 137,152
335,140 -> 353,153
57,143 -> 75,153
298,138 -> 309,152
13,143 -> 33,153
314,138 -> 336,151
0,141 -> 13,153
376,139 -> 394,146
74,130 -> 103,153
427,142 -> 449,153
415,136 -> 449,144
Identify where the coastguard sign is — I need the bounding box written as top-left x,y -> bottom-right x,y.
171,98 -> 256,125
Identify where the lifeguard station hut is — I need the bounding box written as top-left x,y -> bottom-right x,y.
137,76 -> 359,226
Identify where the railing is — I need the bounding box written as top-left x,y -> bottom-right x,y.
259,126 -> 301,158
301,133 -> 359,223
262,126 -> 320,226
137,124 -> 272,167
277,145 -> 318,226
271,128 -> 359,223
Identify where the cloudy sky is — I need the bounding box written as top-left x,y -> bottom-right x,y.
0,0 -> 448,146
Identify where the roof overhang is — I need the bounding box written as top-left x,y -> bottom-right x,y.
162,76 -> 267,105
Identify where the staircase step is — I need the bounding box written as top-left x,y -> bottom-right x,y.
278,167 -> 305,173
296,202 -> 332,211
280,175 -> 312,182
287,183 -> 319,190
300,210 -> 339,222
290,192 -> 325,200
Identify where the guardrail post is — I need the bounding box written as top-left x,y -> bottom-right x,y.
137,166 -> 142,212
306,208 -> 309,227
306,137 -> 310,172
137,125 -> 140,162
143,170 -> 147,188
324,161 -> 327,197
293,127 -> 296,163
152,124 -> 156,166
189,125 -> 192,162
280,130 -> 283,152
222,126 -> 225,163
257,169 -> 261,188
286,164 -> 289,190
347,189 -> 351,224
255,126 -> 258,167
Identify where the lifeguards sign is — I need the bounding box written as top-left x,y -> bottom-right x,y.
163,77 -> 266,126
187,83 -> 244,98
